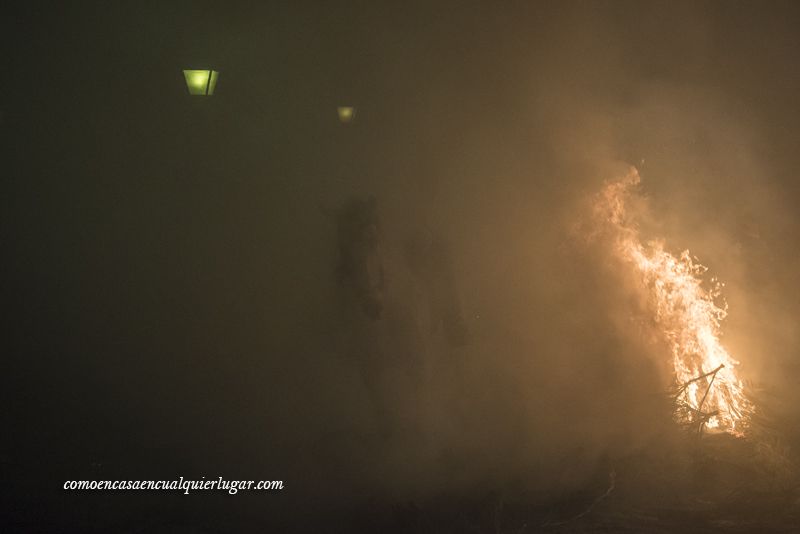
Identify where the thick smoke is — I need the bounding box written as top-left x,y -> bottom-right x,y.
7,3 -> 800,528
289,4 -> 800,501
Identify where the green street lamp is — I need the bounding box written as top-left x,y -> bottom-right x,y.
183,69 -> 219,95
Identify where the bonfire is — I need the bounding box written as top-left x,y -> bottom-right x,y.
592,167 -> 754,436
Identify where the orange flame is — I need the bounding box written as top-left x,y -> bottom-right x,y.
593,167 -> 753,435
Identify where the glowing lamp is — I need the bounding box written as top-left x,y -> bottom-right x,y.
337,106 -> 355,123
183,69 -> 219,95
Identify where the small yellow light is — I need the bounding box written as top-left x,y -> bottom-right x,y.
337,106 -> 355,123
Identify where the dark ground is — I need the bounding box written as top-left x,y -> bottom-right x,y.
4,431 -> 800,532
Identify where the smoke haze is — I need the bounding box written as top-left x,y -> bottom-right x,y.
5,1 -> 800,530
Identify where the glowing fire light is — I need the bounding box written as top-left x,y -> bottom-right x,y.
592,167 -> 753,435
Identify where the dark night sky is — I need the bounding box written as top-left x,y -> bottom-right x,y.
5,1 -> 800,531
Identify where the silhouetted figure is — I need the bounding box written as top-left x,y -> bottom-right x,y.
335,196 -> 384,320
331,196 -> 468,438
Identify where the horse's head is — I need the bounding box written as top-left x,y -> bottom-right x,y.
335,196 -> 385,320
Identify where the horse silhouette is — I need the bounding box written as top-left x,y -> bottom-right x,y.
330,195 -> 468,436
334,195 -> 385,321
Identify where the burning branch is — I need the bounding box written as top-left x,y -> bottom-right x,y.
673,364 -> 726,434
